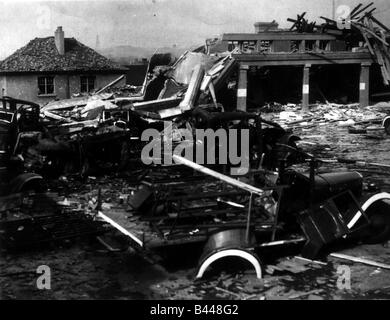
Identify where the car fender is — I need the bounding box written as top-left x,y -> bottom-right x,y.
348,192 -> 390,229
8,173 -> 44,194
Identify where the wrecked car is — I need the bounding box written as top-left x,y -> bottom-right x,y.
95,139 -> 390,280
0,96 -> 44,196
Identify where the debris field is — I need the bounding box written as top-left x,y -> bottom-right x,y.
2,2 -> 390,300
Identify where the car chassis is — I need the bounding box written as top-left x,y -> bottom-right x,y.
97,149 -> 390,279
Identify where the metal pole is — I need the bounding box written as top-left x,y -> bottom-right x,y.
246,193 -> 254,245
271,187 -> 283,241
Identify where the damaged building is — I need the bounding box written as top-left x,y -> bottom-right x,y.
212,8 -> 390,111
0,27 -> 127,104
3,1 -> 390,302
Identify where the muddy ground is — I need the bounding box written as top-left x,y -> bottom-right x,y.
2,120 -> 390,300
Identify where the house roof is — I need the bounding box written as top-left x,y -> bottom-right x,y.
0,37 -> 127,73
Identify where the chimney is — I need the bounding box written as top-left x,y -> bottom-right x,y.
55,26 -> 65,55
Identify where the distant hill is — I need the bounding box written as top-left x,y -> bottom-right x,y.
98,45 -> 188,64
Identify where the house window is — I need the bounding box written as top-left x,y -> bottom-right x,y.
38,76 -> 54,95
80,76 -> 95,93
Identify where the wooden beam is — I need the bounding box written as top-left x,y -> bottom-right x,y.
288,12 -> 306,31
353,22 -> 390,47
222,33 -> 336,42
172,155 -> 264,196
320,16 -> 337,25
361,31 -> 375,56
357,8 -> 376,22
351,2 -> 374,19
350,3 -> 363,17
330,253 -> 390,269
95,75 -> 125,94
132,97 -> 182,112
232,52 -> 373,66
369,15 -> 390,33
97,211 -> 143,247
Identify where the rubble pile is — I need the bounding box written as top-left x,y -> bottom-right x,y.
289,3 -> 390,85
4,46 -> 241,178
4,3 -> 390,298
269,103 -> 388,127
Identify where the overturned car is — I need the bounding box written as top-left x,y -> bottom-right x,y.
96,125 -> 390,279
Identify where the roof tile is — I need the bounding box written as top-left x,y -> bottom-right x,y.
0,37 -> 126,72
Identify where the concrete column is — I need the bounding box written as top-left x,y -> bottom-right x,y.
302,64 -> 311,112
359,63 -> 371,107
237,65 -> 249,111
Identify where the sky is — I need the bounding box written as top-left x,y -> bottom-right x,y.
1,0 -> 390,59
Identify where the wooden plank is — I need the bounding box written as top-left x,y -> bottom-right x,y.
132,97 -> 182,112
363,17 -> 390,84
330,253 -> 390,270
351,2 -> 374,19
257,238 -> 306,247
157,221 -> 273,231
369,15 -> 390,33
320,16 -> 337,25
97,211 -> 144,247
222,33 -> 336,42
354,22 -> 389,47
289,12 -> 306,31
357,8 -> 376,22
294,256 -> 328,266
95,75 -> 125,94
233,52 -> 371,61
378,31 -> 390,74
361,31 -> 375,56
372,42 -> 390,84
350,3 -> 364,17
232,52 -> 373,66
172,155 -> 264,196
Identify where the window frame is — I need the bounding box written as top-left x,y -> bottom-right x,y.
80,75 -> 96,93
37,76 -> 55,96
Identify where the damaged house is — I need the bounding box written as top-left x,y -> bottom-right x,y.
214,8 -> 390,111
0,27 -> 127,104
